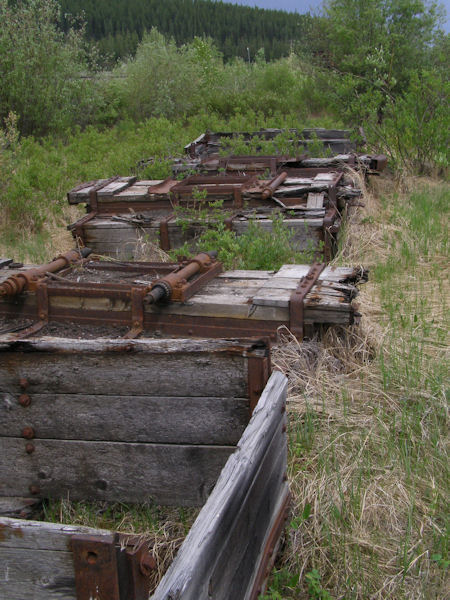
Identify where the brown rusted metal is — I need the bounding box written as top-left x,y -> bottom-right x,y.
261,171 -> 288,200
322,205 -> 339,262
88,176 -> 120,212
19,378 -> 29,390
29,484 -> 40,495
18,394 -> 31,407
25,443 -> 35,454
67,210 -> 98,245
71,534 -> 121,600
159,213 -> 175,251
289,263 -> 326,339
124,544 -> 156,599
145,251 -> 222,304
124,286 -> 146,339
0,249 -> 88,297
248,351 -> 271,414
171,174 -> 257,209
22,427 -> 35,440
249,487 -> 291,600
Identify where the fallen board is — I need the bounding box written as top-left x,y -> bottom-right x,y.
0,355 -> 288,600
0,261 -> 368,341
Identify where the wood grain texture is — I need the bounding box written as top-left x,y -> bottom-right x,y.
1,437 -> 234,505
152,371 -> 288,599
0,393 -> 249,445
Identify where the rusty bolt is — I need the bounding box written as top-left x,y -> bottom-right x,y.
19,378 -> 29,390
18,394 -> 31,407
140,552 -> 157,576
282,424 -> 287,433
22,427 -> 35,440
29,485 -> 40,495
86,551 -> 98,565
188,329 -> 193,335
25,443 -> 35,454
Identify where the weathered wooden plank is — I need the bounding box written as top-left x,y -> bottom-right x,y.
0,337 -> 251,397
0,497 -> 39,518
152,371 -> 288,599
0,518 -> 115,600
0,393 -> 249,445
307,192 -> 325,209
274,264 -> 360,281
1,437 -> 234,505
207,419 -> 287,599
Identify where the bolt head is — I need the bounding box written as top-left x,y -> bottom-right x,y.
22,427 -> 35,440
29,485 -> 40,495
19,378 -> 29,390
18,394 -> 31,407
25,443 -> 35,454
140,552 -> 156,576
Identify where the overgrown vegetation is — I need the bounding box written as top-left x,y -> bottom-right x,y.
0,1 -> 449,598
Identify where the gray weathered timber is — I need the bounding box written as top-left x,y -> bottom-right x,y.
0,393 -> 249,445
151,371 -> 288,600
0,518 -> 114,600
1,437 -> 234,505
0,337 -> 250,397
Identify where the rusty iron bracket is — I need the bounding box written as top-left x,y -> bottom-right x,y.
289,263 -> 326,339
71,534 -> 121,600
247,344 -> 272,414
124,543 -> 156,600
68,211 -> 98,246
159,213 -> 175,251
124,286 -> 145,339
88,176 -> 120,212
322,205 -> 339,262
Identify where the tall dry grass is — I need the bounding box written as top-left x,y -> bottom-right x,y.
266,176 -> 449,599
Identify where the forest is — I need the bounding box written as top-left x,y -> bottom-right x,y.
59,0 -> 311,62
0,0 -> 449,599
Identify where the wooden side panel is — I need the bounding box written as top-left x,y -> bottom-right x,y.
1,438 -> 233,505
0,344 -> 248,398
0,519 -> 113,600
0,394 -> 249,445
151,371 -> 288,600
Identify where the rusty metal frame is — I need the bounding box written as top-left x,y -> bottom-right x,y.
247,345 -> 271,414
67,211 -> 98,245
289,262 -> 326,339
71,534 -> 121,600
171,174 -> 257,209
88,176 -> 120,212
159,213 -> 175,251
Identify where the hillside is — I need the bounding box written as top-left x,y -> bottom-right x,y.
59,0 -> 311,62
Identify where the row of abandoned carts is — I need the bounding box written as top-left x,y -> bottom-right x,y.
0,128 -> 386,600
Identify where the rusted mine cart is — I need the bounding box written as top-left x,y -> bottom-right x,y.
0,327 -> 289,599
67,168 -> 360,259
0,251 -> 367,342
184,128 -> 359,157
172,152 -> 387,177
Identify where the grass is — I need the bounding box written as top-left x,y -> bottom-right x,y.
264,179 -> 449,599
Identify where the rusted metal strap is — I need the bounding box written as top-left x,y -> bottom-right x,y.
249,488 -> 291,600
159,213 -> 175,251
71,534 -> 121,600
88,176 -> 120,212
248,352 -> 271,414
289,263 -> 326,339
68,211 -> 98,245
124,286 -> 145,339
322,205 -> 339,262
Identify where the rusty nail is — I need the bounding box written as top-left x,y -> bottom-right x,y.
19,378 -> 29,390
29,485 -> 40,495
25,443 -> 35,454
39,312 -> 46,320
140,552 -> 157,576
188,329 -> 193,335
18,394 -> 31,407
282,424 -> 287,433
281,405 -> 286,414
283,473 -> 288,482
22,427 -> 35,440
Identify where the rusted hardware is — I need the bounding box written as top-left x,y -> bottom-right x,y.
145,251 -> 222,305
159,213 -> 175,251
322,205 -> 339,262
289,263 -> 326,339
25,443 -> 35,454
0,248 -> 91,297
171,174 -> 257,209
249,489 -> 291,600
19,378 -> 29,390
261,172 -> 288,200
71,535 -> 121,600
29,484 -> 40,495
67,211 -> 98,245
124,286 -> 146,339
248,351 -> 271,414
22,427 -> 35,440
88,176 -> 120,211
125,544 -> 156,599
18,394 -> 31,407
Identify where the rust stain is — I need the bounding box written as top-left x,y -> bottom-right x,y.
0,522 -> 24,542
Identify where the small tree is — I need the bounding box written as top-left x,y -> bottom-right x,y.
0,0 -> 98,136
